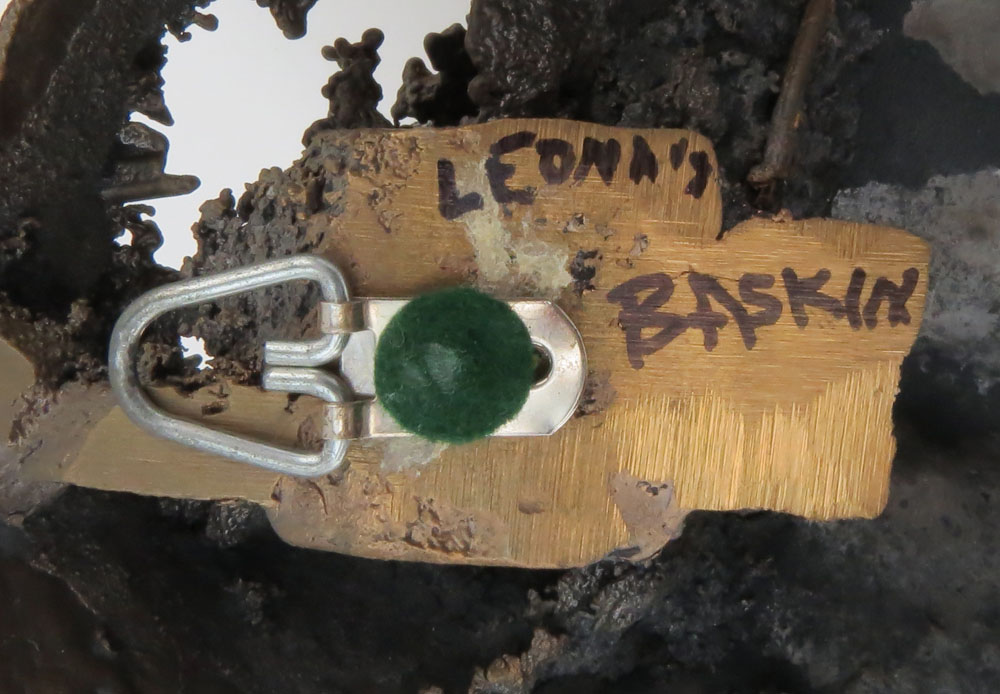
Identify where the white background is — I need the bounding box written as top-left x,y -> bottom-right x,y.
1,0 -> 469,268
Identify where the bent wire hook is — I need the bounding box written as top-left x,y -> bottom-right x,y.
109,256 -> 352,476
110,255 -> 587,477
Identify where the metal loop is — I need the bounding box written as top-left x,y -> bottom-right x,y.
109,255 -> 351,476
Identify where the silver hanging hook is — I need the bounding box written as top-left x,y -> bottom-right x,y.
109,255 -> 352,476
110,255 -> 588,477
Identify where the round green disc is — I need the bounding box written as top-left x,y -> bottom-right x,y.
374,287 -> 534,443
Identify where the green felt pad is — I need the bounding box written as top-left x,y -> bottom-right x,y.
373,287 -> 534,443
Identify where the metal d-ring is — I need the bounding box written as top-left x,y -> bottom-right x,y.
112,254 -> 589,477
108,255 -> 352,476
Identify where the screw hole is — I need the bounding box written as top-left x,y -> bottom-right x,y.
532,343 -> 553,386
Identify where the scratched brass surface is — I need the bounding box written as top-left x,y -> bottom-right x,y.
41,120 -> 928,567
